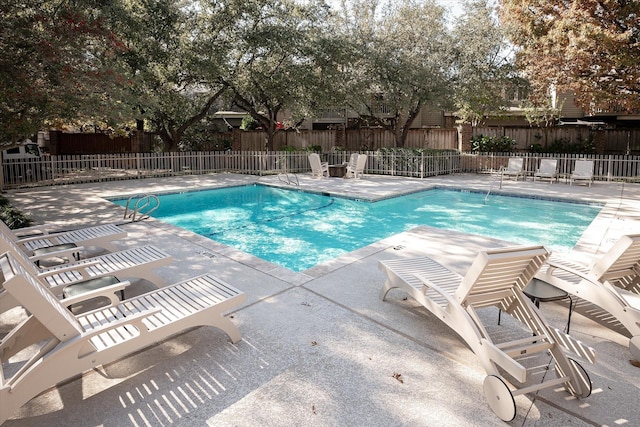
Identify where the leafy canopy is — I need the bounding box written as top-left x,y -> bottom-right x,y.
499,0 -> 640,113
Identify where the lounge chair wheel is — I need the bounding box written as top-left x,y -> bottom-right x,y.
629,336 -> 640,361
556,358 -> 592,398
483,375 -> 516,421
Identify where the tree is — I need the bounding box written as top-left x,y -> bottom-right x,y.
452,0 -> 520,126
221,0 -> 337,150
0,0 -> 132,142
335,0 -> 453,147
499,0 -> 640,113
112,0 -> 232,152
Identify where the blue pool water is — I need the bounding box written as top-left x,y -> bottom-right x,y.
112,185 -> 602,272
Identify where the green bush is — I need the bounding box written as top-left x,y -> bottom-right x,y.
471,135 -> 517,152
240,115 -> 259,130
0,196 -> 32,229
376,147 -> 458,173
546,136 -> 596,154
306,145 -> 322,153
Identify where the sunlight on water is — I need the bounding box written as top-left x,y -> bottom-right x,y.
112,185 -> 602,272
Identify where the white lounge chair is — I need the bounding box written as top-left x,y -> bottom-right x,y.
533,158 -> 557,183
343,153 -> 359,170
0,231 -> 172,313
0,251 -> 246,425
345,154 -> 367,179
535,234 -> 640,359
379,245 -> 596,421
570,160 -> 594,186
1,220 -> 127,263
501,157 -> 525,181
308,153 -> 329,178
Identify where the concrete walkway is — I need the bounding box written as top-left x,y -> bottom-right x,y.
1,173 -> 639,426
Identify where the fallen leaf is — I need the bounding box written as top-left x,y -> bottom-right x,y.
311,341 -> 318,346
630,359 -> 640,368
392,372 -> 404,383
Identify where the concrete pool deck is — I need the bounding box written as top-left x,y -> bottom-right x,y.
1,173 -> 639,426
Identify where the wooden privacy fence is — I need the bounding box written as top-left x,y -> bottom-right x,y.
474,126 -> 640,154
233,128 -> 459,152
3,151 -> 640,189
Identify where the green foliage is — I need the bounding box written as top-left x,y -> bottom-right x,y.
0,1 -> 134,141
470,135 -> 517,152
376,147 -> 457,173
240,115 -> 260,131
546,136 -> 596,154
500,0 -> 640,113
452,1 -> 519,126
336,0 -> 454,147
0,196 -> 32,229
307,145 -> 322,153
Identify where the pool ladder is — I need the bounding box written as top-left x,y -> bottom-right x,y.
123,194 -> 160,222
276,158 -> 299,186
485,169 -> 504,202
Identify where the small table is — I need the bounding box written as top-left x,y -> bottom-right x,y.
328,164 -> 346,177
523,278 -> 574,333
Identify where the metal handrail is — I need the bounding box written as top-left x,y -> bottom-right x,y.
123,194 -> 160,222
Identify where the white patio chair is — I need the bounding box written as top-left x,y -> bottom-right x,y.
0,251 -> 245,425
345,154 -> 367,179
536,233 -> 640,359
0,231 -> 172,313
308,153 -> 329,178
0,220 -> 126,263
570,160 -> 594,186
379,245 -> 596,421
533,158 -> 558,183
501,157 -> 525,181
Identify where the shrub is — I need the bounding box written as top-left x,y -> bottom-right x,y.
0,196 -> 32,229
471,135 -> 517,152
547,136 -> 596,154
240,115 -> 259,130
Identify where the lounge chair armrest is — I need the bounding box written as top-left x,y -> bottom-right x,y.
62,281 -> 130,307
28,246 -> 84,262
546,259 -> 592,281
15,234 -> 63,244
78,307 -> 163,342
11,225 -> 52,236
37,260 -> 102,278
414,273 -> 456,299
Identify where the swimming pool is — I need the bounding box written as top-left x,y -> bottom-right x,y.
112,185 -> 602,272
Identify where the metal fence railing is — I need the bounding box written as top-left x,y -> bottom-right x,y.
3,151 -> 640,189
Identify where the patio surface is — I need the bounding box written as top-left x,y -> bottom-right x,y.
2,172 -> 640,426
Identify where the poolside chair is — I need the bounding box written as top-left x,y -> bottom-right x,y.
500,157 -> 525,181
535,234 -> 640,359
0,231 -> 172,313
0,220 -> 127,264
345,154 -> 367,179
343,153 -> 359,170
379,245 -> 596,421
0,251 -> 246,425
308,153 -> 329,178
533,158 -> 558,183
570,160 -> 594,187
